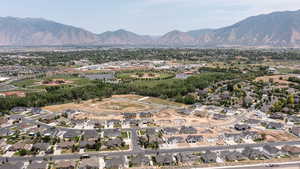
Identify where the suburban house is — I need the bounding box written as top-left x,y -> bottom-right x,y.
281,145 -> 300,155
167,136 -> 185,144
55,160 -> 76,169
105,156 -> 124,169
201,151 -> 217,163
162,127 -> 179,135
103,129 -> 121,138
78,158 -> 99,169
234,124 -> 250,131
186,135 -> 204,143
220,151 -> 247,162
179,126 -> 197,134
266,122 -> 284,130
291,126 -> 300,137
175,153 -> 199,163
27,161 -> 48,169
155,154 -> 174,166
130,154 -> 151,167
263,144 -> 281,156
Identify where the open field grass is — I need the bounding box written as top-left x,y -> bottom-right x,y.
117,71 -> 174,80
12,74 -> 93,90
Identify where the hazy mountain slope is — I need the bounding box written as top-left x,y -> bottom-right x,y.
0,17 -> 98,46
97,29 -> 153,45
158,30 -> 196,46
212,10 -> 300,47
1,10 -> 300,47
158,10 -> 300,47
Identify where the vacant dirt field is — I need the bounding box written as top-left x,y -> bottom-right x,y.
43,95 -> 153,114
42,94 -> 217,125
257,129 -> 299,142
254,74 -> 299,87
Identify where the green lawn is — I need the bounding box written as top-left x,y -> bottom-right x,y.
12,74 -> 94,90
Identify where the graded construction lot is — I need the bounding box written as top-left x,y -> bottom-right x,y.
254,74 -> 299,87
43,94 -> 187,121
42,94 -> 241,127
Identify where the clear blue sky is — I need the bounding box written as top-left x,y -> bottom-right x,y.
0,0 -> 299,35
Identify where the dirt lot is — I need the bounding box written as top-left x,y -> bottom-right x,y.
43,95 -> 153,115
254,74 -> 299,88
257,129 -> 299,142
42,94 -> 220,126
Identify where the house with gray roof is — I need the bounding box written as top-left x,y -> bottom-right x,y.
266,122 -> 284,130
10,107 -> 28,113
177,108 -> 193,116
201,151 -> 217,163
287,115 -> 300,124
175,153 -> 199,163
263,144 -> 281,156
103,129 -> 121,138
234,124 -> 250,131
83,130 -> 100,140
269,113 -> 285,120
213,114 -> 227,120
27,161 -> 48,169
139,112 -> 153,118
55,160 -> 76,169
106,119 -> 121,127
220,151 -> 247,162
167,136 -> 185,144
78,158 -> 99,169
105,156 -> 124,169
244,119 -> 261,126
79,140 -> 96,148
104,138 -> 124,149
186,135 -> 204,143
63,130 -> 81,139
242,147 -> 270,160
145,128 -> 157,136
123,113 -> 137,119
180,126 -> 197,134
0,161 -> 24,169
281,145 -> 300,155
57,141 -> 75,149
242,131 -> 262,140
224,133 -> 243,142
162,127 -> 179,135
32,143 -> 50,152
155,154 -> 174,166
291,126 -> 300,137
130,154 -> 150,167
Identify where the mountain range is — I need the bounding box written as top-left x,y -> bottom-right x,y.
1,10 -> 300,47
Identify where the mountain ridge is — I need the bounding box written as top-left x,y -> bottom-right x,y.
1,10 -> 300,47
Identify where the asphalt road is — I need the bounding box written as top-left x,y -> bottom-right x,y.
1,140 -> 300,162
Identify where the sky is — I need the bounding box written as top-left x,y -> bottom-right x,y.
0,0 -> 300,35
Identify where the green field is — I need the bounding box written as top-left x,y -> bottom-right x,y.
117,71 -> 175,80
12,74 -> 93,90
